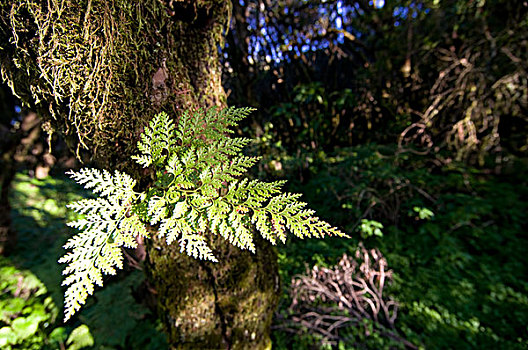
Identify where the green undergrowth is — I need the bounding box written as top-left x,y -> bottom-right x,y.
4,144 -> 528,349
272,145 -> 528,349
3,173 -> 167,350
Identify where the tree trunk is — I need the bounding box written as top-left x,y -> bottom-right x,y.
148,234 -> 279,349
0,1 -> 280,348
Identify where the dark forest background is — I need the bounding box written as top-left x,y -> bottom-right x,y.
1,0 -> 527,349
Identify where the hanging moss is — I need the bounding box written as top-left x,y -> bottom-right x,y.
0,0 -> 228,170
0,2 -> 281,349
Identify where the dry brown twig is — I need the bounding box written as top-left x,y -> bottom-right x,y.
275,243 -> 417,348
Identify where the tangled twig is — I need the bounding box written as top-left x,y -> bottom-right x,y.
275,244 -> 417,348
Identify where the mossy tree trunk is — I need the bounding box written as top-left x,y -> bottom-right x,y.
0,1 -> 279,348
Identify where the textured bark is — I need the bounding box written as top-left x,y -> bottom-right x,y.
145,2 -> 281,347
0,1 -> 280,347
148,234 -> 279,349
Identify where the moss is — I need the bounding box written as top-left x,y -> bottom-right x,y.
147,233 -> 279,349
1,1 -> 280,348
215,234 -> 279,350
0,0 -> 229,171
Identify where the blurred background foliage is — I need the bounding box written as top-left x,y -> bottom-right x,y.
1,0 -> 527,349
1,174 -> 167,349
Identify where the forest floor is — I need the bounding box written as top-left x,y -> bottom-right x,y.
2,145 -> 527,349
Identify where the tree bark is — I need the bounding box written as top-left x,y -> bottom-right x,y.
0,0 -> 280,348
148,233 -> 279,349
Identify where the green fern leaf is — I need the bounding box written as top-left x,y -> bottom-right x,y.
147,196 -> 167,225
61,169 -> 146,321
180,233 -> 217,262
62,106 -> 348,322
132,112 -> 176,167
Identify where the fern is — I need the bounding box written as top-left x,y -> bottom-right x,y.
131,111 -> 176,167
61,169 -> 148,320
62,107 -> 347,321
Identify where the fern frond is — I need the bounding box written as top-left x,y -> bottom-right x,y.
118,214 -> 150,246
179,233 -> 217,262
228,211 -> 255,252
217,179 -> 347,244
214,138 -> 252,156
214,106 -> 256,132
147,196 -> 167,225
196,155 -> 260,186
66,169 -> 137,201
66,198 -> 116,216
60,214 -> 122,320
131,154 -> 151,168
158,201 -> 193,244
194,138 -> 252,169
132,111 -> 176,167
61,266 -> 101,321
224,179 -> 285,207
175,107 -> 255,146
62,106 -> 348,322
180,147 -> 198,168
223,155 -> 260,177
61,169 -> 146,321
174,109 -> 198,146
166,154 -> 184,176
